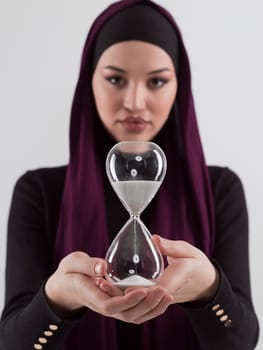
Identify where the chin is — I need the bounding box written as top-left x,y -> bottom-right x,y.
113,133 -> 154,143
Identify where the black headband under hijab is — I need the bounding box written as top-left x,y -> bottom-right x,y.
92,3 -> 179,72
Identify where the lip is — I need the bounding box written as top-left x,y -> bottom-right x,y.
119,117 -> 150,132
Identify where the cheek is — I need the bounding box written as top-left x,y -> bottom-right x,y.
95,87 -> 120,114
154,90 -> 176,116
92,76 -> 115,113
163,84 -> 177,112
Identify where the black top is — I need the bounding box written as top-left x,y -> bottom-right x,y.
0,166 -> 259,349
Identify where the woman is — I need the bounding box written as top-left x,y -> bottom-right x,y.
0,0 -> 259,349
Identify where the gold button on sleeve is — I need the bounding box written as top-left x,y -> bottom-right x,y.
224,319 -> 232,328
39,337 -> 48,344
49,324 -> 59,331
212,304 -> 220,311
44,330 -> 53,337
34,344 -> 43,350
216,309 -> 224,316
220,315 -> 228,322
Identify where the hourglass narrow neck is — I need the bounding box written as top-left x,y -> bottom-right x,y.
130,213 -> 140,219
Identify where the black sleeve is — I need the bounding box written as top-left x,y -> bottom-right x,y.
182,167 -> 259,349
0,171 -> 85,350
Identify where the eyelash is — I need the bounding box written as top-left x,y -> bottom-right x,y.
148,78 -> 168,89
105,76 -> 169,89
105,76 -> 125,86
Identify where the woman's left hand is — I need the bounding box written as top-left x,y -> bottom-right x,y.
152,235 -> 220,303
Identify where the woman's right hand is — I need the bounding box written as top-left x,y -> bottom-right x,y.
44,251 -> 155,319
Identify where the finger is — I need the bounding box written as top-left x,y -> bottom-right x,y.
152,235 -> 198,258
124,285 -> 155,294
133,294 -> 172,324
96,278 -> 123,297
103,289 -> 148,315
120,287 -> 171,321
77,275 -> 115,312
60,251 -> 107,277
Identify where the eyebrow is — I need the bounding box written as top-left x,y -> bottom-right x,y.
104,66 -> 127,74
147,68 -> 172,75
103,65 -> 172,75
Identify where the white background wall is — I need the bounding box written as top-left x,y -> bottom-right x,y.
0,0 -> 262,347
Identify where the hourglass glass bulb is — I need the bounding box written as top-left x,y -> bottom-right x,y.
105,217 -> 163,288
105,141 -> 167,288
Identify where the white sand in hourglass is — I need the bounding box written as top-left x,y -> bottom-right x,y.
115,275 -> 156,289
112,180 -> 161,214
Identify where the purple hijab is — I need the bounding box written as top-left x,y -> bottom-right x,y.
54,0 -> 215,349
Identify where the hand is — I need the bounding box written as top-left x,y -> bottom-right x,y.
45,251 -> 172,323
152,235 -> 220,303
96,278 -> 173,324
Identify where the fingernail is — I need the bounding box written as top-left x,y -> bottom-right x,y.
95,278 -> 102,286
159,237 -> 167,246
153,234 -> 160,239
94,262 -> 103,274
154,235 -> 163,241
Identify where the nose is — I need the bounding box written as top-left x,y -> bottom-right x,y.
123,83 -> 146,113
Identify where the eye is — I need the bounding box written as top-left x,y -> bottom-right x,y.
105,76 -> 126,86
148,77 -> 168,89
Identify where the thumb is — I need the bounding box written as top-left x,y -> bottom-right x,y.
152,235 -> 198,259
60,251 -> 107,277
92,259 -> 107,276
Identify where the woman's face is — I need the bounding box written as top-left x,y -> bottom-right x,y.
92,41 -> 177,141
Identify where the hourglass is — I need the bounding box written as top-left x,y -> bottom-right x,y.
105,141 -> 167,288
